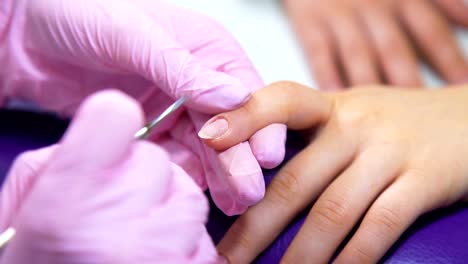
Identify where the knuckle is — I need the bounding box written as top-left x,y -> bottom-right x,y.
441,160 -> 466,205
311,196 -> 349,231
348,245 -> 374,263
267,81 -> 309,106
409,161 -> 460,208
334,89 -> 385,128
14,151 -> 32,165
12,151 -> 37,173
225,218 -> 255,251
239,94 -> 260,117
368,206 -> 403,235
268,81 -> 303,96
336,107 -> 373,128
265,168 -> 302,206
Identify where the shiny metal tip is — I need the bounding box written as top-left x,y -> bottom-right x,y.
134,95 -> 188,140
134,126 -> 150,140
0,227 -> 15,249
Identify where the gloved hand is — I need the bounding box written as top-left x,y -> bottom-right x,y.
0,90 -> 221,263
0,0 -> 287,215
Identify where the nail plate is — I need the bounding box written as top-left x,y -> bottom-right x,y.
198,118 -> 228,139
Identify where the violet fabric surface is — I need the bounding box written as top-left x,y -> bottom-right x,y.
0,110 -> 467,263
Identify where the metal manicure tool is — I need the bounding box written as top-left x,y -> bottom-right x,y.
134,95 -> 188,139
0,227 -> 15,249
0,96 -> 188,249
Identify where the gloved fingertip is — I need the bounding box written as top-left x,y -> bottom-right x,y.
182,70 -> 251,114
250,124 -> 287,169
232,171 -> 265,206
78,89 -> 144,127
254,148 -> 285,169
64,89 -> 144,144
253,140 -> 286,169
58,89 -> 144,169
215,142 -> 265,215
208,185 -> 246,216
221,203 -> 249,217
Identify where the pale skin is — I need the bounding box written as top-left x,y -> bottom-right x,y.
199,81 -> 468,263
284,0 -> 468,89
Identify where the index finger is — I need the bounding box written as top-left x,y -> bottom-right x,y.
198,81 -> 333,151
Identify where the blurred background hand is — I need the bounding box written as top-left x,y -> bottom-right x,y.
284,0 -> 468,90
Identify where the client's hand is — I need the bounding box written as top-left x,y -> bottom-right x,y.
202,81 -> 468,263
0,91 -> 219,263
284,0 -> 468,89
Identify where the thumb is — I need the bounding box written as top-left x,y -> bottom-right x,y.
55,89 -> 144,171
198,81 -> 334,150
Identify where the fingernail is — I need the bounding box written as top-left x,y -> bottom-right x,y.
198,118 -> 228,139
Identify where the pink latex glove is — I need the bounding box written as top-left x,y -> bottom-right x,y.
0,90 -> 221,263
0,0 -> 287,215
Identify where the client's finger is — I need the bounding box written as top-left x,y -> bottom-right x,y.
335,173 -> 436,263
281,147 -> 402,263
198,81 -> 333,151
284,1 -> 344,90
359,4 -> 422,86
300,19 -> 345,90
328,9 -> 380,86
217,125 -> 356,264
400,0 -> 468,83
433,0 -> 468,27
